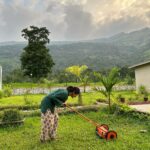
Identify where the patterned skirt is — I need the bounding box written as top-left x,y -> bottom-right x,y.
40,109 -> 58,141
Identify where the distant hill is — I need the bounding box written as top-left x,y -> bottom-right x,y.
1,27 -> 150,76
91,27 -> 150,47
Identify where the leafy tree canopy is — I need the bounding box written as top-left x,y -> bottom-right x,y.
20,26 -> 54,79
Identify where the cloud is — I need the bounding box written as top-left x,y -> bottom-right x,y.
0,0 -> 150,41
0,1 -> 40,41
87,0 -> 150,38
64,4 -> 94,40
94,16 -> 146,38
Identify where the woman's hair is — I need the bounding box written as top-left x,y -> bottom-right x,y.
67,86 -> 80,94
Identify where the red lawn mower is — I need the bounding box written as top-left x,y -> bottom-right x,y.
66,104 -> 117,140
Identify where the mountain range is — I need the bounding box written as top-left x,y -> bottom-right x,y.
0,27 -> 150,76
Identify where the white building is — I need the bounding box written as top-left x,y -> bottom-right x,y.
129,61 -> 150,92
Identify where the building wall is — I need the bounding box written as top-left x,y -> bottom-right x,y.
135,64 -> 150,92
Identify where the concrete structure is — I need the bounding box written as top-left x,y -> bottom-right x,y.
0,66 -> 2,90
129,61 -> 150,92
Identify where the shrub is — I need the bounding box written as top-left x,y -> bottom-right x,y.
96,98 -> 107,103
23,89 -> 32,105
138,85 -> 147,95
2,109 -> 23,122
0,105 -> 39,111
3,86 -> 13,97
134,93 -> 140,101
111,103 -> 150,120
116,94 -> 125,103
125,75 -> 134,85
0,90 -> 3,99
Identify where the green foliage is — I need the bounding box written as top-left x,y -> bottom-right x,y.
80,68 -> 92,92
138,85 -> 149,101
112,103 -> 133,114
3,86 -> 13,97
53,70 -> 77,84
94,67 -> 120,110
116,94 -> 125,103
2,28 -> 150,77
20,26 -> 54,79
0,105 -> 39,111
23,89 -> 32,105
0,86 -> 13,99
125,75 -> 134,85
111,103 -> 150,120
66,65 -> 88,103
4,69 -> 30,83
2,109 -> 22,122
119,66 -> 135,79
138,85 -> 147,94
134,93 -> 140,101
40,78 -> 52,89
66,65 -> 88,82
0,90 -> 3,99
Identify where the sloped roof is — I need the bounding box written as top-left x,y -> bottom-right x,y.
129,60 -> 150,69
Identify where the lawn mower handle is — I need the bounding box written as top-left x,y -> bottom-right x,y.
65,104 -> 100,127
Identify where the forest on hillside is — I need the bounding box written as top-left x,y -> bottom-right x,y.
0,28 -> 150,76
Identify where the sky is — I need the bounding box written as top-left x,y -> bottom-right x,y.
0,0 -> 150,42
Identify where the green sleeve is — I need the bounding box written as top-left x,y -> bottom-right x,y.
51,96 -> 64,107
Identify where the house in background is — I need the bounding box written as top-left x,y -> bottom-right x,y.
129,61 -> 150,92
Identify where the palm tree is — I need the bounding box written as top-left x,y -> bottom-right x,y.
94,68 -> 120,111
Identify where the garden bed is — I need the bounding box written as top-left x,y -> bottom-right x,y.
0,119 -> 25,127
128,101 -> 150,105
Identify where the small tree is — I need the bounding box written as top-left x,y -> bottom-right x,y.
21,26 -> 54,80
66,65 -> 91,92
66,65 -> 88,104
66,65 -> 88,82
80,69 -> 91,92
94,68 -> 120,111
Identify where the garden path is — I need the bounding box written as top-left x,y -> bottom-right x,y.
130,104 -> 150,113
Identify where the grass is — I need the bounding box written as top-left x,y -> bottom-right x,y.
4,82 -> 103,88
0,109 -> 149,150
0,94 -> 45,106
0,92 -> 105,106
0,90 -> 149,107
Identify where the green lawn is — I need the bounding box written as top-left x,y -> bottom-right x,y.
0,92 -> 105,106
5,82 -> 103,88
0,109 -> 149,150
0,90 -> 149,106
0,94 -> 45,106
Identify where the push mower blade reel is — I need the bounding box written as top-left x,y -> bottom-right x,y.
96,124 -> 117,140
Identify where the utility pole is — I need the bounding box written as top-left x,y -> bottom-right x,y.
0,66 -> 2,90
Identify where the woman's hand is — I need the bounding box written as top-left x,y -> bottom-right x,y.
63,103 -> 66,107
